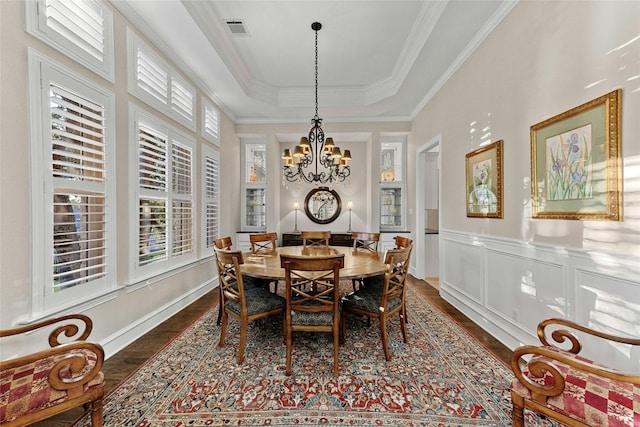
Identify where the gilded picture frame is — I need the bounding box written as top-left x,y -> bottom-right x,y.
530,89 -> 622,220
465,140 -> 503,218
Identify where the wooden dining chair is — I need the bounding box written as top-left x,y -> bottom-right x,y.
214,236 -> 233,325
301,230 -> 331,247
249,232 -> 279,292
249,232 -> 278,254
280,253 -> 345,377
350,231 -> 380,291
215,248 -> 285,364
214,236 -> 233,250
394,235 -> 413,249
393,235 -> 413,323
341,246 -> 411,361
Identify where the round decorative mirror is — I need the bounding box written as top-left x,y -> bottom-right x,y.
304,187 -> 342,224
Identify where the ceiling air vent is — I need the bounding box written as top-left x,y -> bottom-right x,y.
225,20 -> 248,36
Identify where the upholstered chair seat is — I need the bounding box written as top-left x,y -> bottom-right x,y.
510,318 -> 640,427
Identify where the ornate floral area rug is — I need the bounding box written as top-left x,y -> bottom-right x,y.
74,280 -> 556,426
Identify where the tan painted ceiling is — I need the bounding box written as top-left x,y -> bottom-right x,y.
113,1 -> 515,123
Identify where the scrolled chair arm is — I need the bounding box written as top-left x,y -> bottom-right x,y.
537,318 -> 640,355
47,342 -> 104,393
1,313 -> 93,346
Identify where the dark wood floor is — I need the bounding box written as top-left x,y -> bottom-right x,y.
34,276 -> 512,426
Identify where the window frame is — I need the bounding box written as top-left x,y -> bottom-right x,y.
25,0 -> 115,82
128,105 -> 197,285
127,29 -> 195,131
28,49 -> 117,316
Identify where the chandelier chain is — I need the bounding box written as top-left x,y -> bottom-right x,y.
315,28 -> 318,117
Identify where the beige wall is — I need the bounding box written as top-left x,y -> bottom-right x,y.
410,0 -> 639,256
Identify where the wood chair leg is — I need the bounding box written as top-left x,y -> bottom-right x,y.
216,288 -> 223,325
218,312 -> 228,347
285,330 -> 293,376
511,392 -> 525,427
238,321 -> 247,364
399,309 -> 408,343
333,327 -> 340,377
90,398 -> 104,427
380,317 -> 391,361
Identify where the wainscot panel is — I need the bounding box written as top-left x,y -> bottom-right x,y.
441,236 -> 484,304
439,230 -> 640,372
485,248 -> 567,328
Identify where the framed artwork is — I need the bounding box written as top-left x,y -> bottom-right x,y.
465,140 -> 503,218
530,89 -> 622,220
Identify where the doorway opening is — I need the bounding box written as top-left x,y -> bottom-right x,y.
414,135 -> 440,285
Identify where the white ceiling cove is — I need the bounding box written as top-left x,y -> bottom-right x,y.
112,1 -> 516,123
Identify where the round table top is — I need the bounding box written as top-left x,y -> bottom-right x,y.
241,246 -> 386,281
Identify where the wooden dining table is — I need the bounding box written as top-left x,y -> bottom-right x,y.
241,246 -> 387,281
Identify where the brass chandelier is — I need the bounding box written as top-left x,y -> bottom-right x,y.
282,22 -> 351,184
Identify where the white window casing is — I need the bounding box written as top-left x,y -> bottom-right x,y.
129,105 -> 196,283
25,0 -> 115,82
28,49 -> 116,315
127,29 -> 195,130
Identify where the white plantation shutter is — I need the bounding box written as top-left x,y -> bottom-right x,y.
172,142 -> 192,194
172,200 -> 192,256
139,198 -> 167,266
171,141 -> 193,256
128,30 -> 194,129
134,109 -> 195,272
51,84 -> 105,182
50,82 -> 108,292
136,48 -> 168,106
202,148 -> 220,254
171,77 -> 194,123
44,0 -> 105,61
138,124 -> 167,191
137,121 -> 167,266
26,0 -> 114,80
202,101 -> 220,145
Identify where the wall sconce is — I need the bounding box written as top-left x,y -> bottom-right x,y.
347,200 -> 353,232
293,201 -> 300,232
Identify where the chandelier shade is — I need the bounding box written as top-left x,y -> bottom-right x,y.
282,22 -> 351,184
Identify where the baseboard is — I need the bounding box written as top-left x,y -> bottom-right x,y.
100,279 -> 215,360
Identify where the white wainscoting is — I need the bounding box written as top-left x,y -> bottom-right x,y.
439,230 -> 640,372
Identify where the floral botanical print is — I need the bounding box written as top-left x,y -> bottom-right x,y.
545,124 -> 592,200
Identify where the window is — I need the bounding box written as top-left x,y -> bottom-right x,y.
28,49 -> 116,313
202,100 -> 220,145
127,29 -> 195,130
130,106 -> 195,280
201,145 -> 220,257
25,0 -> 114,81
240,140 -> 267,231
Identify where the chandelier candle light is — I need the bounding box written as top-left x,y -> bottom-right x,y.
282,22 -> 351,184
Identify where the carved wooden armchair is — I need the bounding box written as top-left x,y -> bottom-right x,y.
0,314 -> 104,427
510,318 -> 640,427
